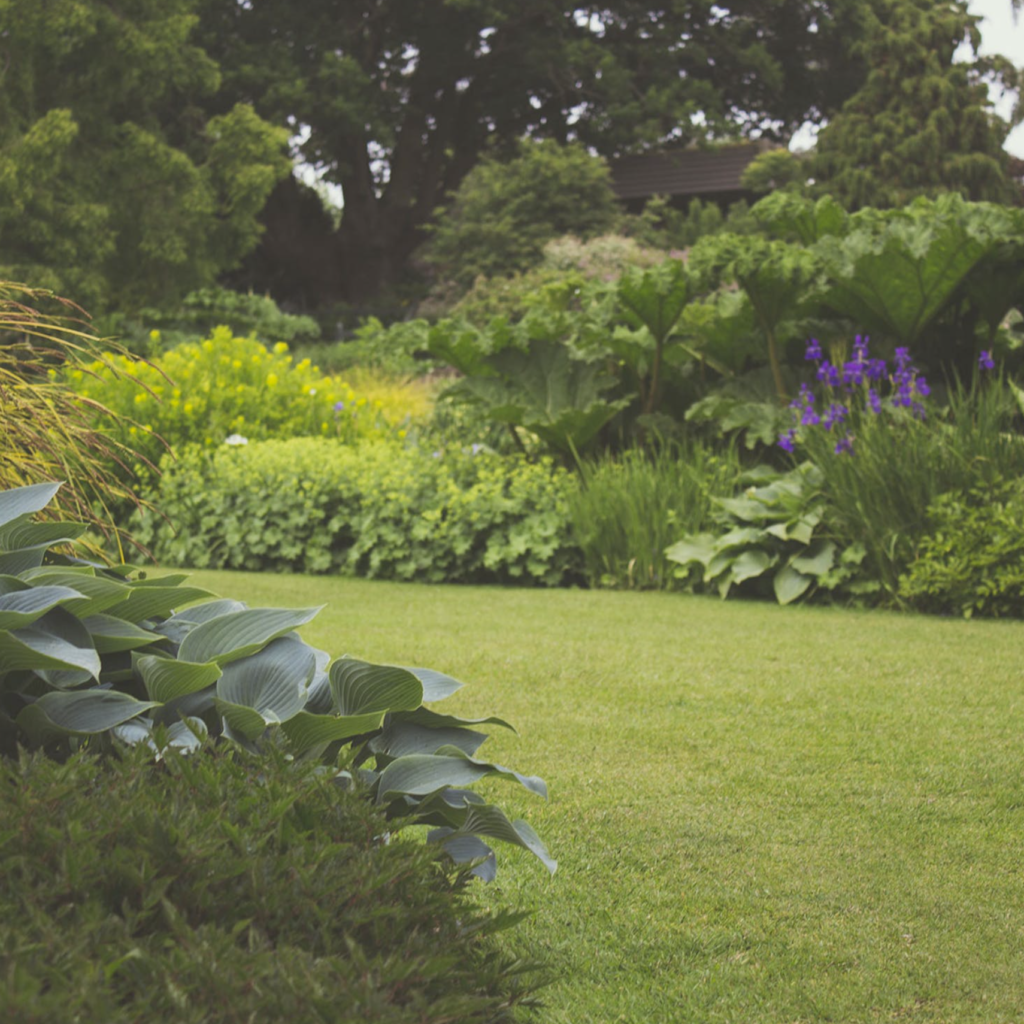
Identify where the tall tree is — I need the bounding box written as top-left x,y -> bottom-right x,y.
811,0 -> 1021,208
0,0 -> 291,311
196,0 -> 869,300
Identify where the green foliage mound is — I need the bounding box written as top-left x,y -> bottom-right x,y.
0,481 -> 554,878
899,479 -> 1024,618
1,746 -> 544,1022
134,439 -> 580,586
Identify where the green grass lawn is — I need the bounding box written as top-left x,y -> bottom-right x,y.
186,570 -> 1024,1024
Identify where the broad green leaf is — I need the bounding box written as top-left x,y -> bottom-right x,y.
433,746 -> 548,798
329,658 -> 423,717
136,655 -> 222,703
617,259 -> 694,344
0,515 -> 87,551
81,614 -> 167,654
375,754 -> 497,803
0,481 -> 61,530
401,666 -> 465,702
280,710 -> 385,753
664,532 -> 717,569
19,568 -> 131,617
428,829 -> 497,881
112,716 -> 207,756
0,617 -> 101,680
0,585 -> 84,631
390,706 -> 516,734
166,598 -> 246,624
0,543 -> 51,575
773,564 -> 813,605
430,804 -> 557,876
369,721 -> 488,759
17,689 -> 158,742
214,636 -> 316,739
178,606 -> 322,666
751,191 -> 848,245
103,586 -> 217,624
791,540 -> 837,577
729,548 -> 772,584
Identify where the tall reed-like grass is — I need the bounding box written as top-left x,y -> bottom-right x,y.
568,439 -> 743,589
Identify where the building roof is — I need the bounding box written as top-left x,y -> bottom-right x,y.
608,141 -> 773,201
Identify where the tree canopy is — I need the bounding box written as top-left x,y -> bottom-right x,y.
195,0 -> 870,300
811,0 -> 1021,208
0,0 -> 290,311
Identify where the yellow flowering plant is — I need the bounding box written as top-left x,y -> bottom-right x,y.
67,328 -> 399,470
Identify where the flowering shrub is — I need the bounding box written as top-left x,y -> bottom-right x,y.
131,438 -> 582,586
66,329 -> 397,469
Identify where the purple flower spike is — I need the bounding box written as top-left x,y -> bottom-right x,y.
805,338 -> 823,361
853,335 -> 869,360
866,358 -> 887,381
778,429 -> 797,453
915,377 -> 930,398
823,402 -> 848,431
979,350 -> 995,371
834,435 -> 854,455
894,347 -> 912,371
801,407 -> 820,426
867,388 -> 882,415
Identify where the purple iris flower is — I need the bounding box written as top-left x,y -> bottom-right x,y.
805,338 -> 823,361
834,435 -> 854,455
823,402 -> 848,430
778,429 -> 797,453
979,350 -> 995,371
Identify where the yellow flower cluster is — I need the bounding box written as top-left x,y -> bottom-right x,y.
66,328 -> 400,464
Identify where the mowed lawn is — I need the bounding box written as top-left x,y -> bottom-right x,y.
186,570 -> 1024,1024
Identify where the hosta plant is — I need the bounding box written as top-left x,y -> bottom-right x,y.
0,481 -> 554,881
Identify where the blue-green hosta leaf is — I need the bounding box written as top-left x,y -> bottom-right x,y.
0,515 -> 87,551
430,804 -> 557,876
377,750 -> 547,804
135,654 -> 222,703
791,540 -> 837,577
0,543 -> 51,575
0,586 -> 85,631
664,533 -> 717,570
214,636 -> 316,740
113,716 -> 207,756
329,658 -> 423,717
401,667 -> 464,702
19,568 -> 131,617
103,586 -> 217,625
773,563 -> 813,605
428,830 -> 497,882
165,598 -> 246,624
0,482 -> 61,530
17,689 -> 159,742
370,721 -> 488,759
280,710 -> 385,753
81,614 -> 167,654
178,607 -> 322,666
392,706 -> 515,733
0,616 -> 101,681
0,575 -> 29,597
715,526 -> 770,551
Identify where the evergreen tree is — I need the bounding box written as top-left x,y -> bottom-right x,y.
811,0 -> 1021,209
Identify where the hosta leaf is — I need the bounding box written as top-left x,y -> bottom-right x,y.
19,568 -> 131,617
459,804 -> 557,875
0,482 -> 61,530
81,614 -> 167,654
214,636 -> 316,740
370,721 -> 488,759
104,586 -> 216,624
401,667 -> 464,702
136,655 -> 222,703
178,607 -> 322,666
664,532 -> 718,569
0,616 -> 101,681
432,746 -> 548,798
729,548 -> 772,584
0,516 -> 87,551
329,658 -> 423,716
0,543 -> 52,575
17,689 -> 158,741
392,706 -> 516,733
791,540 -> 837,577
280,710 -> 385,753
428,830 -> 497,882
375,754 -> 496,803
112,716 -> 207,756
0,586 -> 84,631
166,598 -> 246,624
773,563 -> 813,605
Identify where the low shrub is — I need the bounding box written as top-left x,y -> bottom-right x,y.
899,478 -> 1024,618
66,328 -> 397,470
132,439 -> 582,586
1,746 -> 545,1022
569,441 -> 743,590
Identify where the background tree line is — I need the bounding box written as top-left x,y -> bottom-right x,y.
0,0 -> 1020,319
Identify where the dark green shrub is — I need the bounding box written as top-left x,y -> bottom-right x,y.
899,479 -> 1024,618
1,746 -> 545,1022
133,439 -> 582,586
